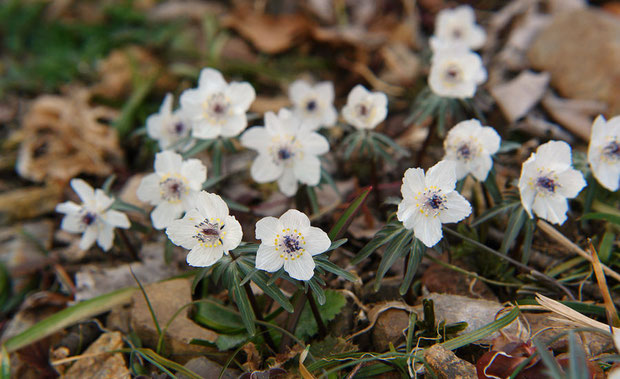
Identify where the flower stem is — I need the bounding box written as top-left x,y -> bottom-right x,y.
279,293 -> 306,352
117,229 -> 139,261
307,291 -> 327,338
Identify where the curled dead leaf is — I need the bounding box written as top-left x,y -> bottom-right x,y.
16,88 -> 122,183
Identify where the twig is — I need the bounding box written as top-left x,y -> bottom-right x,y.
586,240 -> 620,327
537,220 -> 620,282
443,226 -> 575,300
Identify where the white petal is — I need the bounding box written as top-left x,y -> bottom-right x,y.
228,82 -> 256,111
220,113 -> 247,138
155,150 -> 183,174
425,160 -> 457,192
222,215 -> 243,251
136,173 -> 163,204
146,113 -> 164,140
453,159 -> 469,181
278,168 -> 299,197
479,127 -> 501,154
556,169 -> 586,199
192,119 -> 222,140
315,81 -> 335,103
151,202 -> 184,230
104,210 -> 130,228
280,209 -> 311,231
186,244 -> 224,267
532,195 -> 568,225
439,192 -> 472,223
397,199 -> 418,229
401,168 -> 426,199
518,154 -> 537,216
94,189 -> 114,211
198,68 -> 227,91
166,217 -> 198,249
468,25 -> 486,49
413,216 -> 443,247
56,201 -> 81,215
321,105 -> 338,127
300,132 -> 329,155
594,163 -> 620,192
535,141 -> 571,172
303,227 -> 331,256
255,244 -> 284,272
61,214 -> 84,233
589,115 -> 608,146
71,179 -> 95,204
240,127 -> 272,151
369,92 -> 388,127
251,154 -> 283,183
293,155 -> 321,186
520,187 -> 536,219
346,85 -> 369,105
289,80 -> 313,105
181,159 -> 207,189
470,155 -> 493,182
97,225 -> 115,252
79,226 -> 98,250
255,216 -> 280,242
264,111 -> 287,135
284,252 -> 315,281
195,192 -> 230,221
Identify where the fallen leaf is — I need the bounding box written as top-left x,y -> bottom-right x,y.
490,70 -> 550,123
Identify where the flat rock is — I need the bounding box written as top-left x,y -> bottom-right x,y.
130,278 -> 218,362
424,344 -> 476,379
527,8 -> 620,114
65,332 -> 129,379
421,262 -> 498,302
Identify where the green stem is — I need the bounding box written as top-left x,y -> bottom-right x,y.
307,291 -> 327,338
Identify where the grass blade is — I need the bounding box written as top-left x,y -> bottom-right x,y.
4,287 -> 136,352
374,230 -> 412,291
329,186 -> 372,241
399,238 -> 425,295
500,206 -> 526,254
531,338 -> 564,379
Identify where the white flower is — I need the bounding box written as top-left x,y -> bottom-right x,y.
240,109 -> 329,197
518,141 -> 586,225
146,93 -> 192,151
56,179 -> 130,251
136,151 -> 207,229
428,49 -> 487,99
443,119 -> 501,181
587,115 -> 620,192
397,160 -> 472,247
254,209 -> 331,281
180,68 -> 256,139
341,84 -> 388,130
289,79 -> 337,131
430,5 -> 486,52
165,191 -> 243,267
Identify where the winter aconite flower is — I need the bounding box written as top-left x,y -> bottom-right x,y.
146,93 -> 192,151
254,209 -> 331,281
341,85 -> 388,130
518,141 -> 586,225
430,5 -> 486,52
588,115 -> 620,192
443,119 -> 501,181
397,160 -> 472,247
166,191 -> 243,267
289,79 -> 337,131
137,151 -> 207,229
56,179 -> 130,251
428,49 -> 486,99
180,68 -> 256,139
240,109 -> 329,196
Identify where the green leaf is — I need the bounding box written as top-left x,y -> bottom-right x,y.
328,186 -> 372,241
325,238 -> 348,252
182,139 -> 214,158
351,222 -> 403,265
374,230 -> 413,291
215,334 -> 248,351
520,218 -> 535,264
295,290 -> 346,339
500,206 -> 527,254
4,287 -> 136,352
580,212 -> 620,225
237,260 -> 293,313
1,345 -> 9,379
598,231 -> 615,264
483,169 -> 502,205
315,257 -> 357,282
307,278 -> 326,305
399,238 -> 425,295
223,197 -> 250,213
111,199 -> 148,216
568,331 -> 588,379
471,201 -> 520,227
194,301 -> 245,334
231,271 -> 256,336
532,338 -> 564,379
306,185 -> 320,216
371,132 -> 410,157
